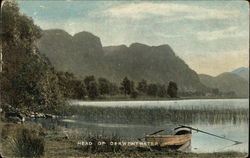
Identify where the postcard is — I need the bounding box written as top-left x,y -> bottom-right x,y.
0,0 -> 249,157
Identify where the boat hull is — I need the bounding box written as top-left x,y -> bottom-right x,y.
145,133 -> 192,146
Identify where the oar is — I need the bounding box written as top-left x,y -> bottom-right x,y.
149,129 -> 165,135
175,125 -> 243,145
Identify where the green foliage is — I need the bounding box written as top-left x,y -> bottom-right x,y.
12,54 -> 64,110
2,1 -> 41,46
0,1 -> 64,113
39,30 -> 208,93
84,75 -> 95,88
57,71 -> 74,98
199,73 -> 248,97
130,80 -> 135,93
88,81 -> 99,99
98,77 -> 110,95
71,80 -> 87,99
147,83 -> 158,96
136,79 -> 148,94
0,103 -> 21,114
109,83 -> 119,96
10,125 -> 45,157
130,90 -> 139,99
167,81 -> 178,98
57,71 -> 87,99
83,76 -> 99,99
120,77 -> 133,96
212,88 -> 220,96
157,84 -> 167,97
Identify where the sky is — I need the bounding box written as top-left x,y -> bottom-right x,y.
16,0 -> 249,76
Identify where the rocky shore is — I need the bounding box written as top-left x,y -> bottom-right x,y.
0,103 -> 60,123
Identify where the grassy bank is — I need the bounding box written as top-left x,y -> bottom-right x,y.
67,105 -> 249,125
0,122 -> 247,158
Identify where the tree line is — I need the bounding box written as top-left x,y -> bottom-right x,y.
57,72 -> 178,100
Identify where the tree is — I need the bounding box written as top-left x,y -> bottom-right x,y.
98,77 -> 110,95
120,77 -> 131,96
147,83 -> 158,96
84,75 -> 100,99
56,71 -> 87,99
136,79 -> 147,94
130,80 -> 135,93
84,75 -> 96,94
71,80 -> 87,99
57,71 -> 76,98
167,81 -> 178,98
157,84 -> 167,97
12,55 -> 61,107
88,81 -> 99,99
109,83 -> 119,96
84,75 -> 95,88
1,1 -> 64,113
130,90 -> 139,99
212,88 -> 219,96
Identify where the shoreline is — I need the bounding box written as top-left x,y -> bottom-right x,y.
68,97 -> 249,103
0,122 -> 248,158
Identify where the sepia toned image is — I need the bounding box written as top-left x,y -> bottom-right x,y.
0,0 -> 249,157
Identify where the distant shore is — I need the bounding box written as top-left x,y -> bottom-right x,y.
68,96 -> 248,102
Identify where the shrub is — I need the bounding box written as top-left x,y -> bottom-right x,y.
9,124 -> 45,157
130,91 -> 139,99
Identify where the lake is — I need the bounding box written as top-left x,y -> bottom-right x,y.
38,99 -> 249,153
69,98 -> 249,109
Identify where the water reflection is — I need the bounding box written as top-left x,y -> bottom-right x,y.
190,123 -> 248,153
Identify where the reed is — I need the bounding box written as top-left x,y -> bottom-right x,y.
2,123 -> 45,157
68,105 -> 248,125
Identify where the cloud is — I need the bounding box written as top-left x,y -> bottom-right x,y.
154,32 -> 184,39
102,2 -> 240,21
19,1 -> 248,76
184,8 -> 239,20
196,26 -> 247,41
39,5 -> 48,9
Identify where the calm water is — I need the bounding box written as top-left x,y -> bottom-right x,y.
42,99 -> 249,153
58,119 -> 248,153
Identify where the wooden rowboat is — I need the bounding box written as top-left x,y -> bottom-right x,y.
145,128 -> 192,151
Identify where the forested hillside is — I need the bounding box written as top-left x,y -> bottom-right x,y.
199,73 -> 248,97
38,29 -> 207,92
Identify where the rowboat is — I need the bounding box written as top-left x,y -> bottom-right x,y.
145,128 -> 192,151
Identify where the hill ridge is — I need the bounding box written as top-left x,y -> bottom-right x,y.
38,29 -> 207,92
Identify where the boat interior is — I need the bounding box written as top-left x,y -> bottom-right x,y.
175,128 -> 192,135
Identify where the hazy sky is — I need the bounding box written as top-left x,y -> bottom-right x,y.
17,0 -> 249,76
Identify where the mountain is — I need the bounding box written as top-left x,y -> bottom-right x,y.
199,72 -> 249,97
231,67 -> 249,82
37,29 -> 108,78
38,29 -> 207,92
